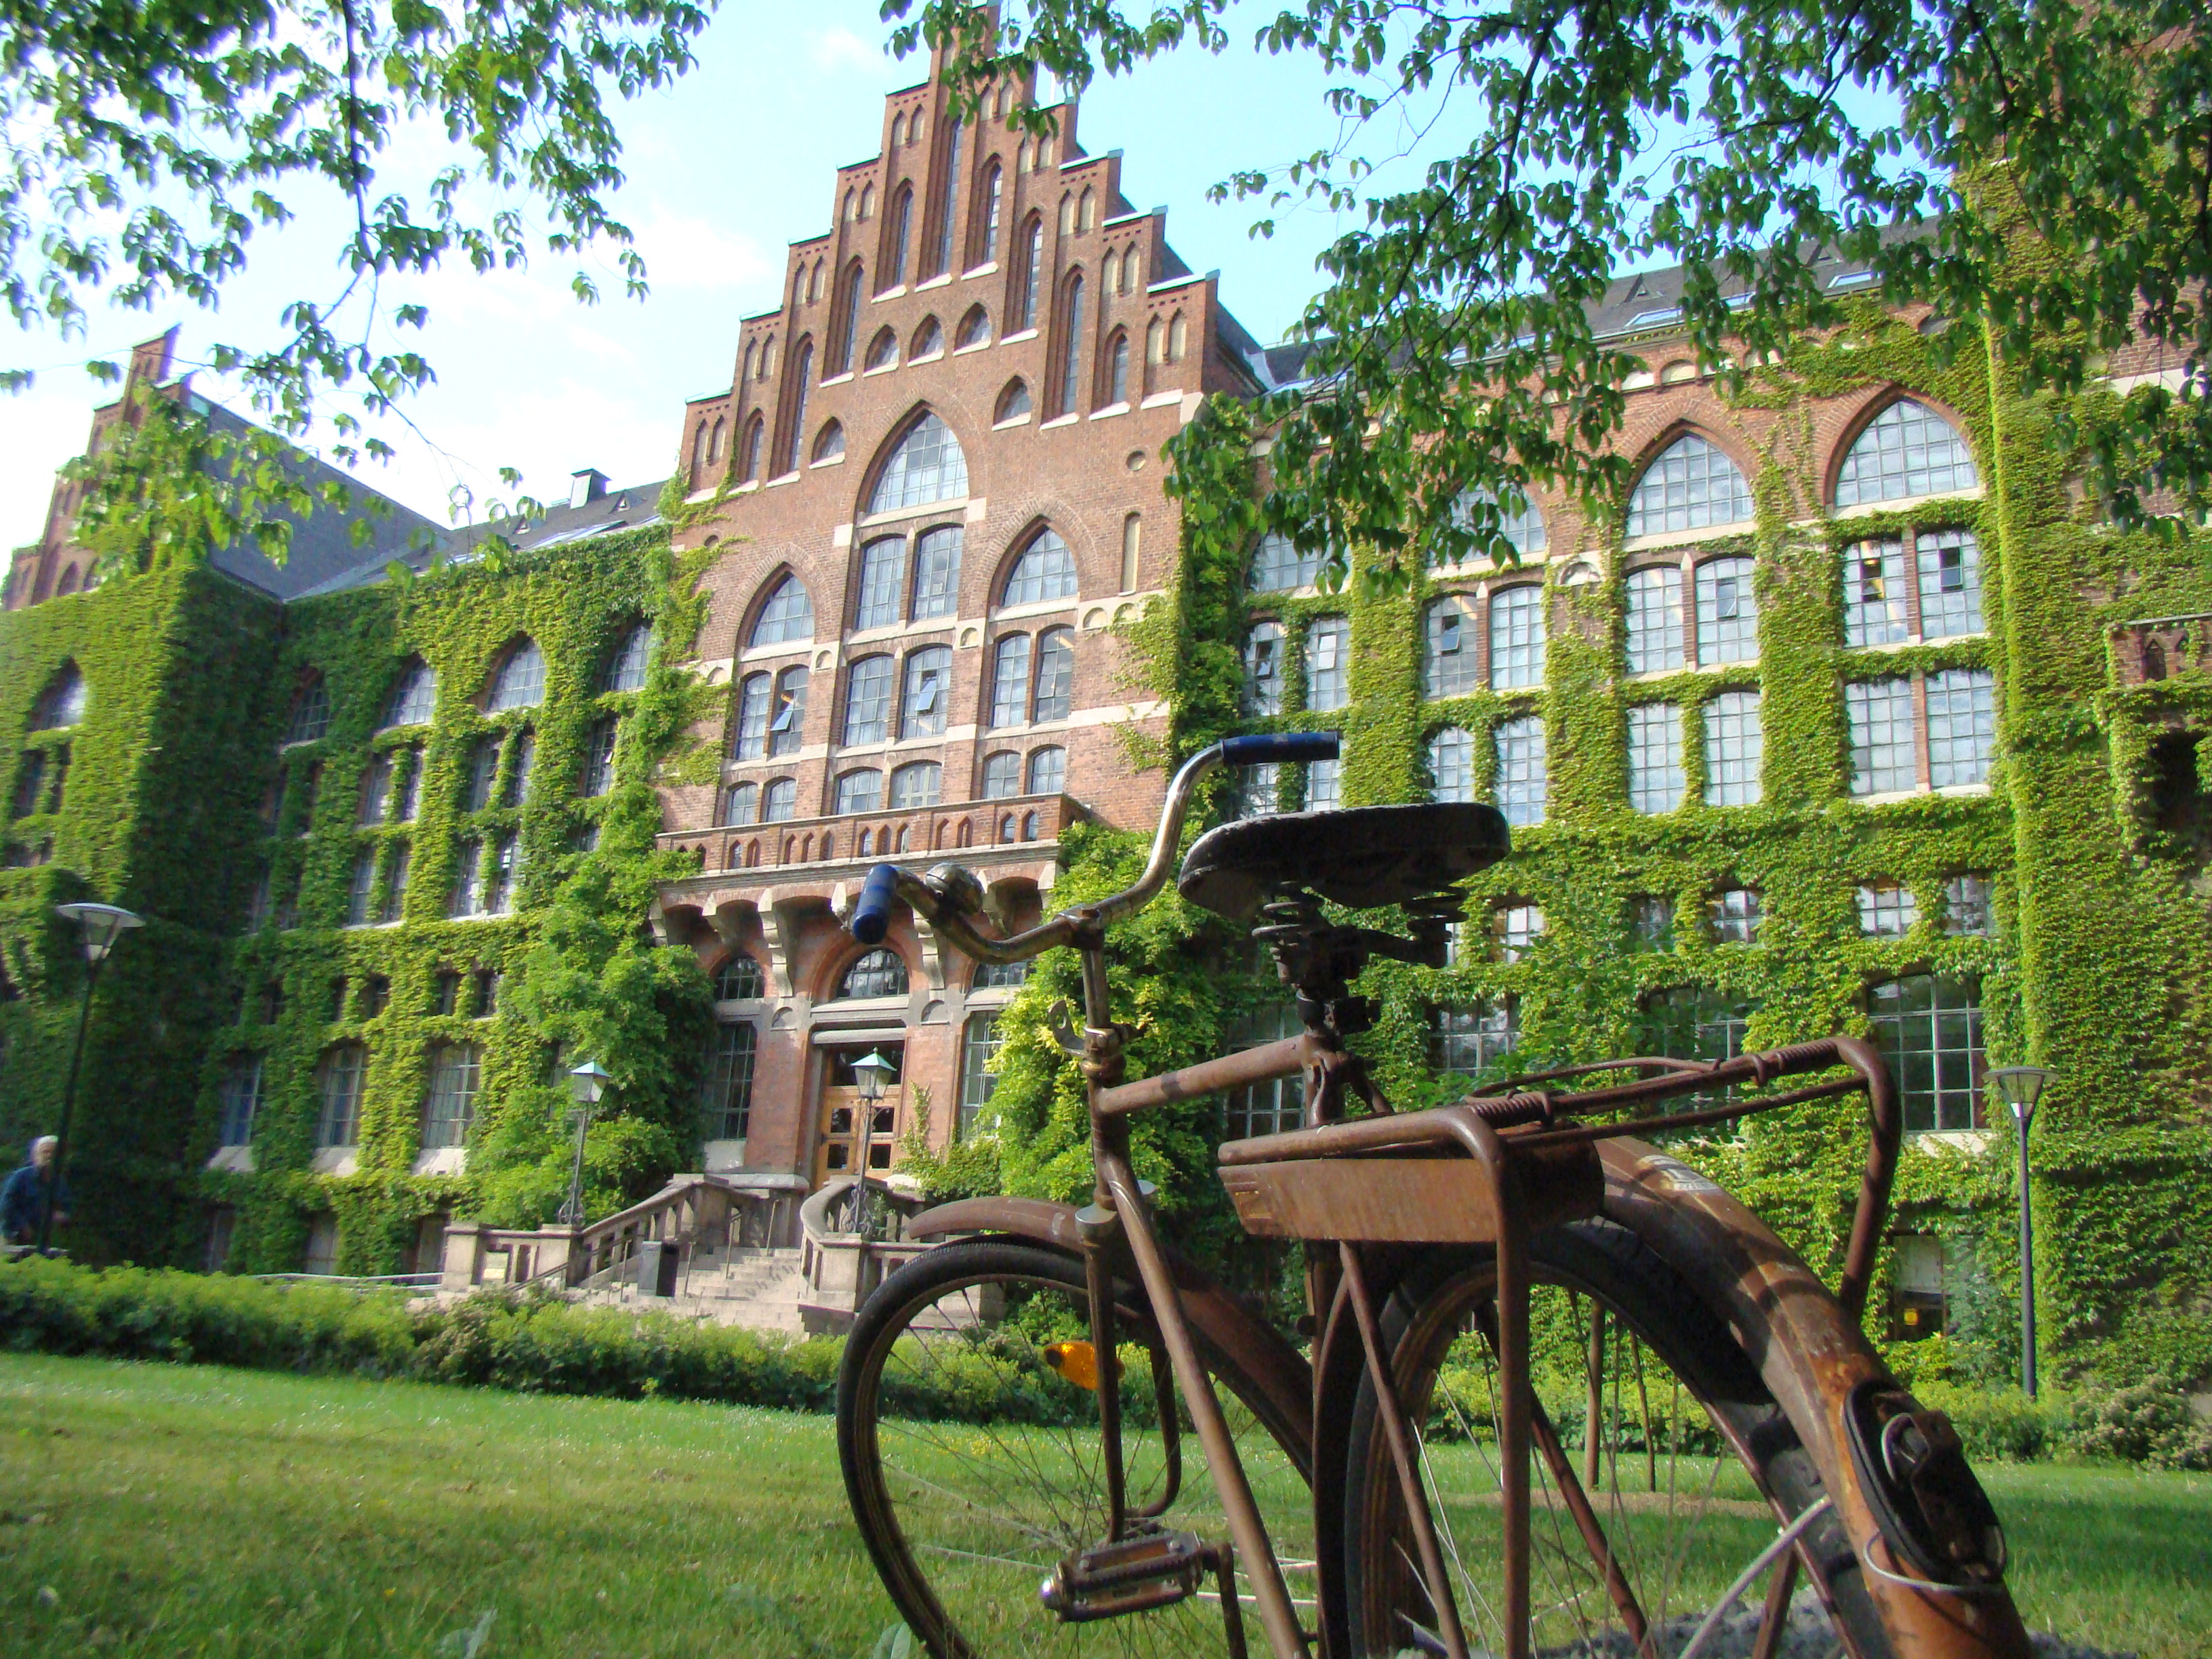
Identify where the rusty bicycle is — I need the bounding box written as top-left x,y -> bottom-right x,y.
834,731 -> 2031,1659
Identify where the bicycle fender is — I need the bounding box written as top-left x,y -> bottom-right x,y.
904,1196 -> 1314,1482
1598,1139 -> 2032,1659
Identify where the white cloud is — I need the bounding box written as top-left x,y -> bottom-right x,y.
811,26 -> 883,75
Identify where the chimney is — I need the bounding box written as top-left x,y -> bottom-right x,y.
569,468 -> 609,510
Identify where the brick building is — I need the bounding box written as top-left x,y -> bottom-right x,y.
642,55 -> 1272,1218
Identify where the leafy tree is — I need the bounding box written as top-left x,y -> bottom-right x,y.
893,0 -> 2212,550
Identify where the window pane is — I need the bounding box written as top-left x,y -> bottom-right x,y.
605,624 -> 655,692
911,526 -> 963,619
1026,746 -> 1067,796
1452,489 -> 1547,558
1004,530 -> 1078,606
716,955 -> 764,1000
316,1046 -> 366,1149
1916,530 -> 1985,638
1943,874 -> 1994,937
752,576 -> 815,646
1626,434 -> 1754,536
1847,678 -> 1916,794
285,678 -> 332,745
1495,905 -> 1545,962
1429,728 -> 1475,804
1303,615 -> 1350,711
958,1012 -> 1003,1137
1869,975 -> 1984,1131
347,848 -> 377,926
867,413 -> 969,514
384,661 -> 436,729
1703,691 -> 1763,806
768,667 -> 808,756
1488,586 -> 1546,690
1494,716 -> 1547,827
1433,1001 -> 1518,1081
1305,757 -> 1340,811
835,769 -> 884,814
1842,540 -> 1910,647
1637,988 -> 1755,1066
981,752 -> 1021,798
1245,622 -> 1285,715
1926,669 -> 1996,787
422,1043 -> 482,1149
581,717 -> 619,796
1858,883 -> 1919,936
700,1022 -> 758,1141
1695,556 -> 1759,665
1625,566 -> 1685,674
857,539 -> 905,630
1835,400 -> 1980,508
1237,762 -> 1281,818
838,949 -> 908,999
763,779 -> 798,821
989,636 -> 1030,731
901,647 -> 952,738
1424,598 -> 1477,698
1032,629 -> 1076,722
1223,1005 -> 1304,1137
218,1056 -> 262,1147
1249,533 -> 1322,594
842,657 -> 895,747
1707,886 -> 1763,944
1628,703 -> 1684,813
732,674 -> 771,760
487,640 -> 545,711
890,761 -> 942,808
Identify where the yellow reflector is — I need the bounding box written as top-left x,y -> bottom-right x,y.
1042,1340 -> 1101,1391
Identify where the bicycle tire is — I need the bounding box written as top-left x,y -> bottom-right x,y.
1340,1218 -> 1900,1659
838,1237 -> 1311,1659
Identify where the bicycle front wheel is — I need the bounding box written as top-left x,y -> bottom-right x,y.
838,1237 -> 1312,1659
1341,1219 -> 1897,1659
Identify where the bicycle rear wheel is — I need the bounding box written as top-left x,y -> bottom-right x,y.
1340,1219 -> 1896,1659
838,1237 -> 1311,1658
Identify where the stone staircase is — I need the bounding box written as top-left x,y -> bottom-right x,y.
575,1242 -> 810,1334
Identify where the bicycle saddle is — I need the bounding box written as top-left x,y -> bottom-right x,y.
1176,803 -> 1511,920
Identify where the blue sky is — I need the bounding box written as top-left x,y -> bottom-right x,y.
1,3 -> 1417,548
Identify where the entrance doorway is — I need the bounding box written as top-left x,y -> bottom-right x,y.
813,1042 -> 905,1189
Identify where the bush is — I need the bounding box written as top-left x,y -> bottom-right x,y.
2068,1375 -> 2212,1471
1911,1380 -> 2069,1464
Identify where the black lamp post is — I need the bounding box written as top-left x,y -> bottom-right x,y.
39,902 -> 142,1254
558,1059 -> 610,1230
1986,1065 -> 2050,1399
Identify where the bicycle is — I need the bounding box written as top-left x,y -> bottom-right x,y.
835,730 -> 2032,1659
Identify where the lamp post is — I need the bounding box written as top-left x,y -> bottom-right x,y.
39,902 -> 143,1254
849,1049 -> 895,1311
1986,1065 -> 2050,1399
558,1060 -> 610,1231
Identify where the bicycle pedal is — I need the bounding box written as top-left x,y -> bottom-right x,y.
1040,1530 -> 1207,1621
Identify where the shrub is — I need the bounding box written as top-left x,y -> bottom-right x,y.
1912,1380 -> 2069,1464
2068,1375 -> 2212,1471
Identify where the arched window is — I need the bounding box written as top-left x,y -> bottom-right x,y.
1452,488 -> 1547,558
1120,514 -> 1141,593
1626,434 -> 1755,537
838,949 -> 908,1000
1146,316 -> 1164,367
1033,627 -> 1076,722
742,341 -> 757,381
834,768 -> 884,814
912,525 -> 962,620
859,182 -> 875,219
1244,621 -> 1285,715
1168,313 -> 1186,361
890,111 -> 906,147
486,639 -> 546,712
931,122 -> 962,276
708,417 -> 726,465
981,751 -> 1021,798
28,663 -> 88,731
1078,187 -> 1095,232
856,537 -> 905,630
1059,193 -> 1077,236
842,655 -> 895,745
1055,272 -> 1087,417
865,327 -> 898,371
731,672 -> 771,759
1026,745 -> 1067,795
762,778 -> 798,821
1105,331 -> 1130,405
766,665 -> 808,756
604,623 -> 655,692
1016,218 -> 1044,331
957,305 -> 990,349
834,262 -> 865,374
1423,598 -> 1475,699
1003,529 -> 1078,606
1835,400 -> 1980,508
751,575 -> 814,647
722,780 -> 759,826
989,634 -> 1031,726
912,315 -> 943,357
813,419 -> 846,463
901,646 -> 952,737
1249,532 -> 1322,594
890,760 -> 942,808
701,1021 -> 758,1141
283,676 -> 332,745
1488,585 -> 1546,689
867,413 -> 969,514
995,380 -> 1032,424
885,186 -> 914,287
1120,247 -> 1139,293
739,416 -> 764,483
781,340 -> 814,474
382,659 -> 436,729
716,954 -> 765,1000
54,565 -> 79,596
974,163 -> 1003,264
691,421 -> 710,482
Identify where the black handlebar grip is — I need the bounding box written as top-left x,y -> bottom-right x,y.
1220,730 -> 1340,764
850,863 -> 900,945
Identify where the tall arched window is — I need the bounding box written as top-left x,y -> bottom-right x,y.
842,655 -> 895,745
995,380 -> 1032,424
1452,488 -> 1547,558
1835,400 -> 1980,507
766,665 -> 808,756
708,417 -> 726,465
1488,586 -> 1547,689
1032,628 -> 1076,722
739,416 -> 764,483
1105,331 -> 1130,405
865,328 -> 898,371
813,419 -> 846,462
28,663 -> 87,731
1055,272 -> 1087,417
867,413 -> 969,513
1423,598 -> 1475,699
957,306 -> 990,349
912,526 -> 962,620
762,778 -> 798,821
989,635 -> 1031,726
1003,529 -> 1078,606
731,673 -> 771,760
1016,218 -> 1044,331
382,659 -> 436,729
930,121 -> 962,276
781,341 -> 814,474
701,1021 -> 757,1141
283,675 -> 332,745
486,639 -> 546,711
901,647 -> 951,737
1078,187 -> 1095,232
834,262 -> 865,374
722,780 -> 759,825
751,574 -> 815,647
912,315 -> 943,357
838,949 -> 909,1000
1626,434 -> 1754,537
1244,621 -> 1285,715
1429,727 -> 1475,803
974,162 -> 1003,264
885,186 -> 913,287
857,537 -> 905,630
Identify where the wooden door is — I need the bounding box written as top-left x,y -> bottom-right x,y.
813,1044 -> 905,1189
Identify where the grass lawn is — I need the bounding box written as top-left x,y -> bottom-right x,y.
1,1351 -> 2207,1658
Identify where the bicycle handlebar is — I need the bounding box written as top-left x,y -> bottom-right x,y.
842,731 -> 1342,959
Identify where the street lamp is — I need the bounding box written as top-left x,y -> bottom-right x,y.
1986,1065 -> 2049,1399
848,1050 -> 896,1311
558,1059 -> 611,1230
37,903 -> 143,1254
